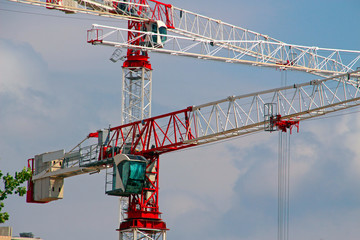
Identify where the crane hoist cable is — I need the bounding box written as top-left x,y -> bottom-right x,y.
278,130 -> 291,240
278,70 -> 290,240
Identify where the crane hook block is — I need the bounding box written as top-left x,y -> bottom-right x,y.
106,154 -> 147,196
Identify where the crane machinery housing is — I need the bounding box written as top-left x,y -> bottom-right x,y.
3,0 -> 360,240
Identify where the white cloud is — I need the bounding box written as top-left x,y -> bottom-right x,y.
0,40 -> 47,98
340,114 -> 360,178
290,137 -> 319,193
303,113 -> 360,179
291,208 -> 360,240
162,192 -> 207,220
0,40 -> 52,153
161,142 -> 240,219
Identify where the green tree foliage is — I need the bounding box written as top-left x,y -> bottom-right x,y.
0,167 -> 32,223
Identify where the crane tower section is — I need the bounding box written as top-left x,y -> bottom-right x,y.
99,0 -> 172,124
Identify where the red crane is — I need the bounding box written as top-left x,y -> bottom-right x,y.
5,0 -> 360,239
26,70 -> 360,239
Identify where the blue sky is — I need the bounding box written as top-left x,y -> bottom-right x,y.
1,0 -> 360,239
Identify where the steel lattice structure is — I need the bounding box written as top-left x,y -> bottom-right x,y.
122,60 -> 153,123
86,70 -> 360,154
120,228 -> 167,240
10,0 -> 360,239
170,6 -> 360,77
31,70 -> 360,179
8,0 -> 171,22
10,0 -> 360,77
27,69 -> 360,240
88,23 -> 360,79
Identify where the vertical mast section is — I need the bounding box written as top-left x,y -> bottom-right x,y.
119,1 -> 167,239
122,7 -> 152,124
119,154 -> 167,239
121,67 -> 152,124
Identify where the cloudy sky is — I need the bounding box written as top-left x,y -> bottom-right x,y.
1,0 -> 360,239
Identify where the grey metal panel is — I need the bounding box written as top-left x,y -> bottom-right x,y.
33,177 -> 64,202
64,151 -> 81,162
34,154 -> 49,175
33,179 -> 43,202
42,149 -> 65,163
98,129 -> 109,146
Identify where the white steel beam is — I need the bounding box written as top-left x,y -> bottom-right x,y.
185,70 -> 360,146
38,70 -> 360,179
9,0 -> 360,76
87,24 -> 360,78
8,0 -> 149,20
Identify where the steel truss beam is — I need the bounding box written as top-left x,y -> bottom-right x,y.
8,0 -> 173,24
88,70 -> 360,155
187,70 -> 360,145
170,6 -> 359,76
87,24 -> 360,78
37,70 -> 360,178
10,0 -> 360,77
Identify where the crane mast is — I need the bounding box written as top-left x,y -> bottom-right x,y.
121,3 -> 152,124
117,2 -> 173,239
119,0 -> 173,123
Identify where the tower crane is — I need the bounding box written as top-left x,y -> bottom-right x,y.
26,70 -> 360,239
5,0 -> 360,240
9,0 -> 360,124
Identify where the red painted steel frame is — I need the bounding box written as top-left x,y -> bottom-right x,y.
273,115 -> 300,133
86,1 -> 179,231
68,0 -> 175,232
107,106 -> 196,156
26,158 -> 48,204
108,106 -> 196,231
148,0 -> 174,29
123,0 -> 173,69
119,154 -> 168,231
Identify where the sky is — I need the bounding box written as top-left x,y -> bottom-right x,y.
1,0 -> 360,239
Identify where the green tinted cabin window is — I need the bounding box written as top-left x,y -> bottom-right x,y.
152,23 -> 158,43
119,161 -> 130,187
129,162 -> 146,180
152,23 -> 158,33
126,162 -> 146,193
159,26 -> 167,42
117,160 -> 146,194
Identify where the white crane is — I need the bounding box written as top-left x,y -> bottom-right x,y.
8,0 -> 360,124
